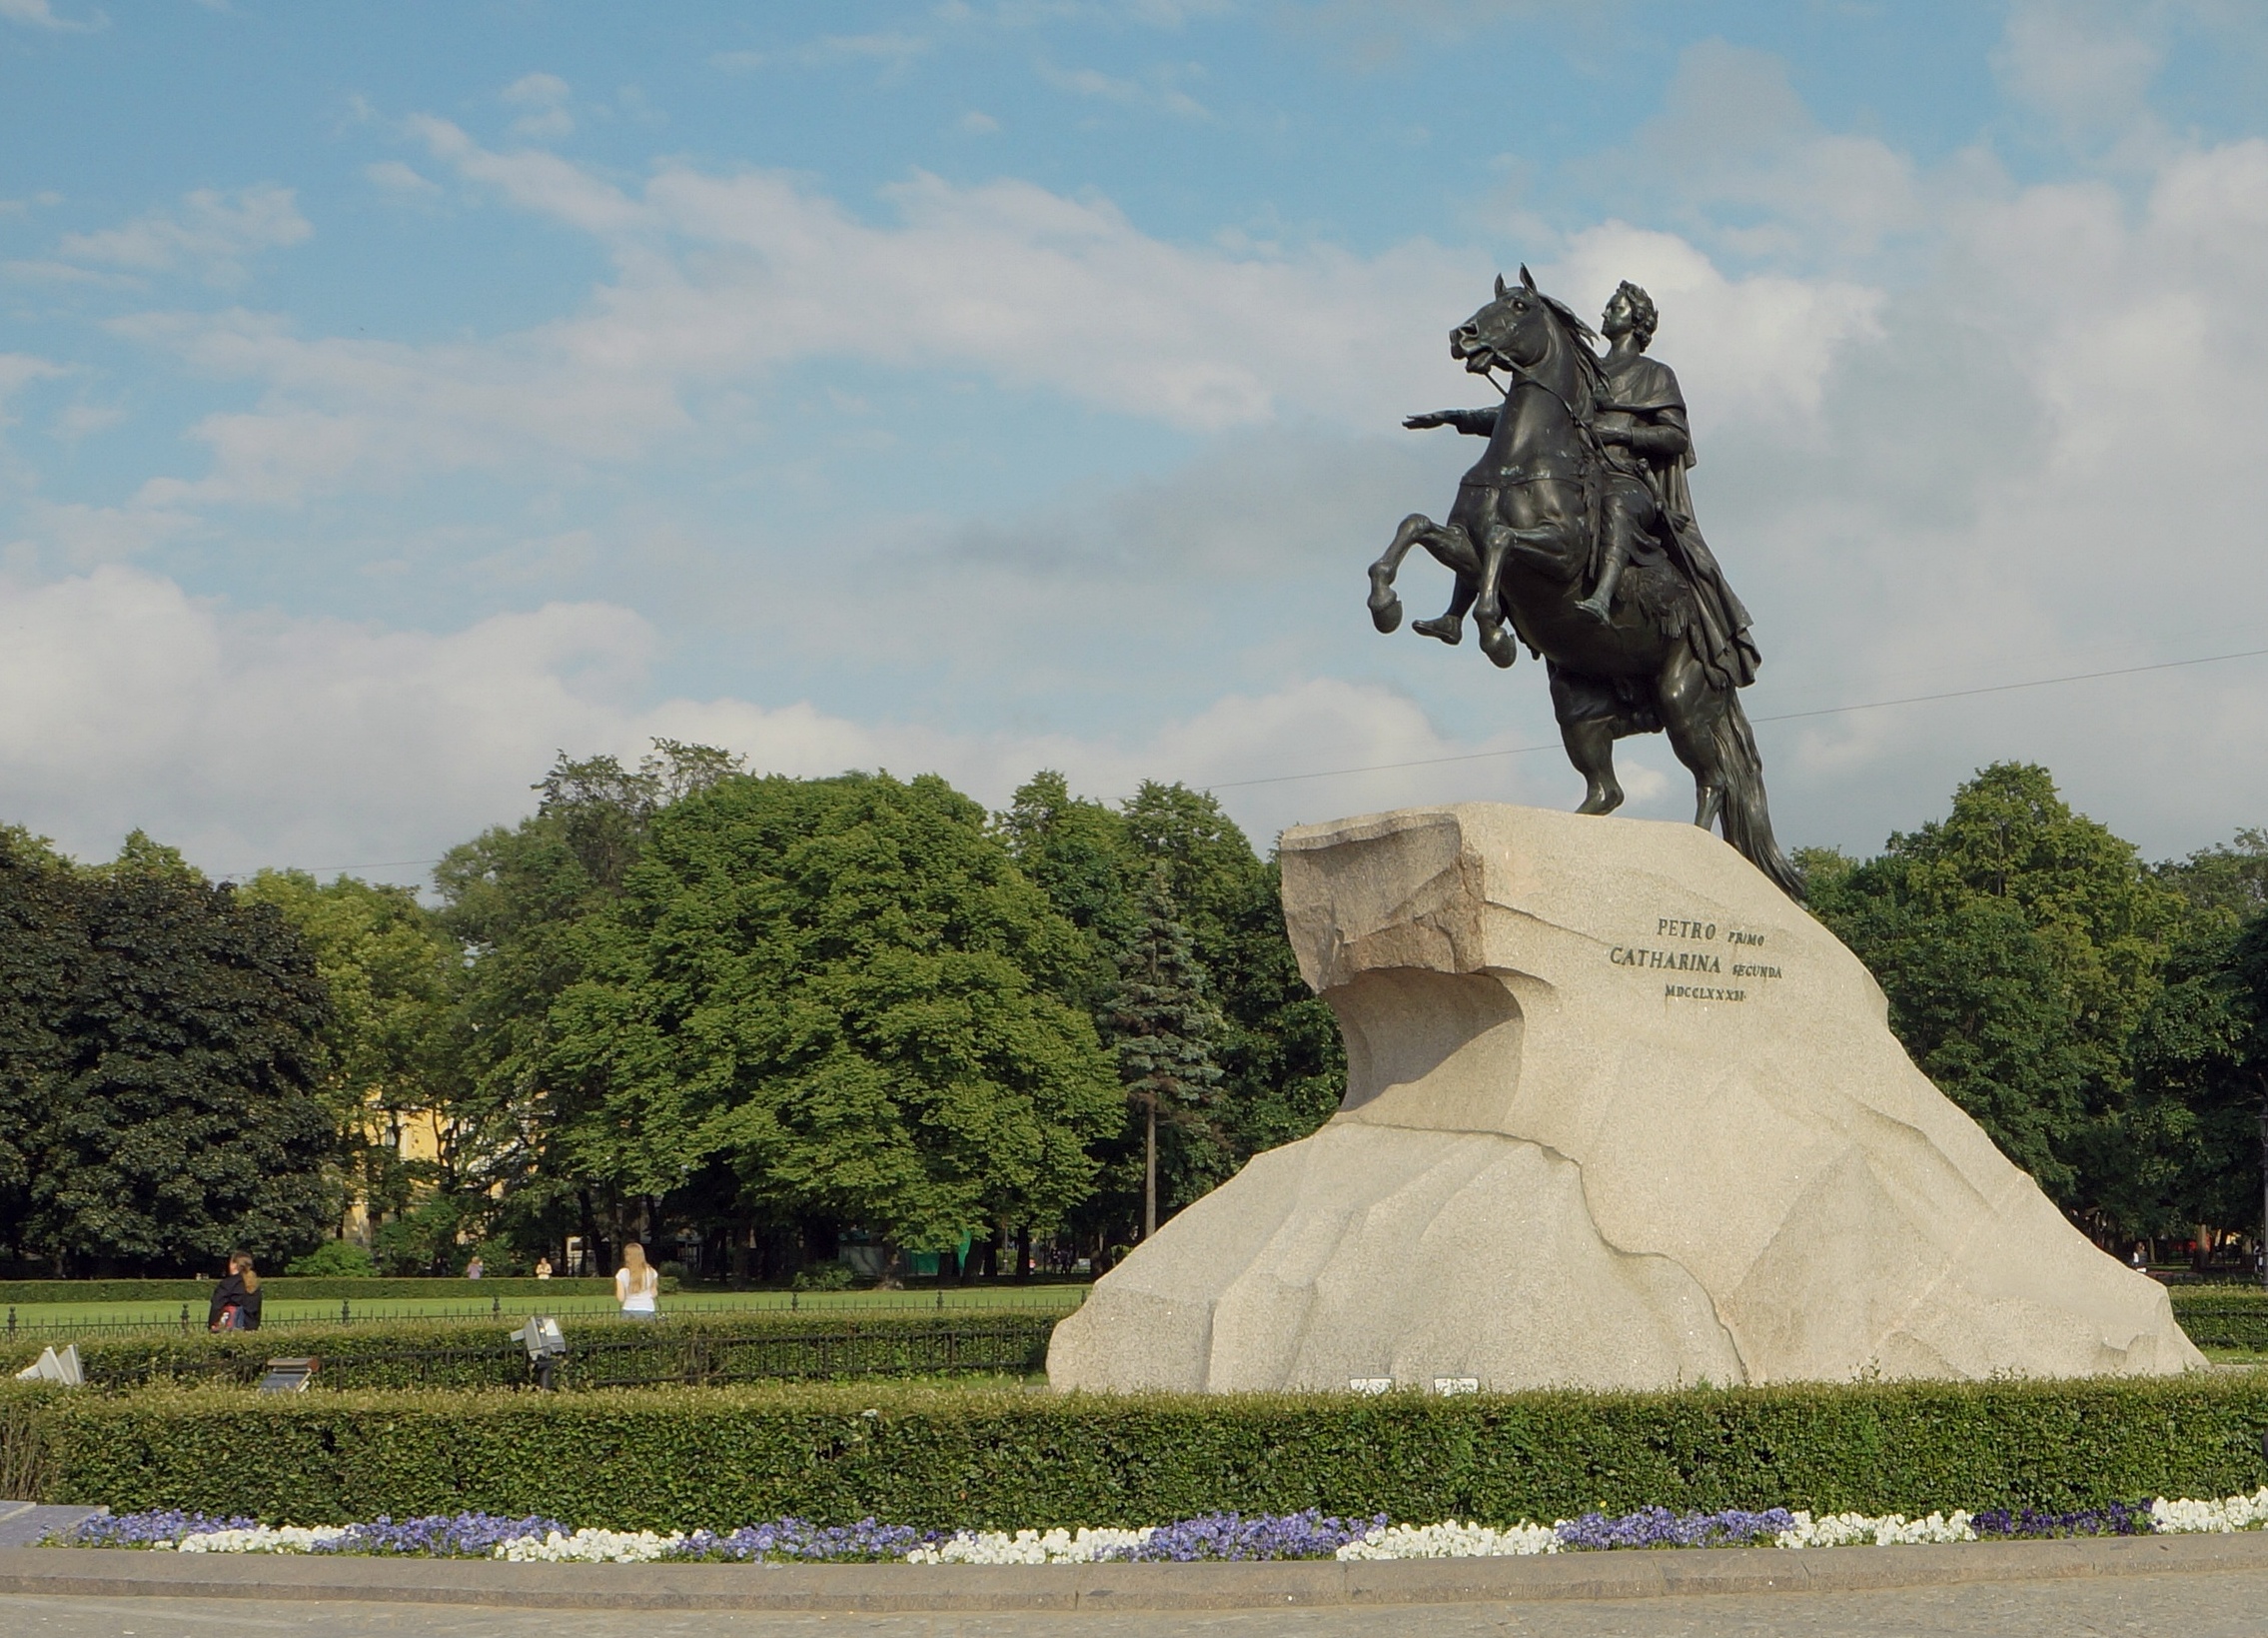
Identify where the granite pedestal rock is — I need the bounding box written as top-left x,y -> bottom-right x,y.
1047,804 -> 2201,1392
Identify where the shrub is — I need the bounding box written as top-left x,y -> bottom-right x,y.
283,1242 -> 377,1278
0,1310 -> 1057,1392
2167,1290 -> 2268,1352
791,1262 -> 857,1292
12,1370 -> 2268,1529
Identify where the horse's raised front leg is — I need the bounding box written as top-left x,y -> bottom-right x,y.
1368,514 -> 1436,633
1471,524 -> 1520,669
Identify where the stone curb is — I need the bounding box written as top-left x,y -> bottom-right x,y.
6,1534 -> 2268,1610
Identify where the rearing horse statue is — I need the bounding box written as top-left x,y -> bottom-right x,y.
1365,268 -> 1804,899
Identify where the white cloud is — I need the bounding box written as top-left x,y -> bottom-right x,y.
0,0 -> 101,31
0,564 -> 1540,875
501,72 -> 574,142
1993,0 -> 2165,147
95,123 -> 1866,515
1036,59 -> 1211,119
52,185 -> 311,285
364,160 -> 442,196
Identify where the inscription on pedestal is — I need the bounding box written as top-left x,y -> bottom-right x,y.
1607,915 -> 1787,1001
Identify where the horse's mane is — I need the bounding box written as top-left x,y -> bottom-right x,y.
1534,291 -> 1609,421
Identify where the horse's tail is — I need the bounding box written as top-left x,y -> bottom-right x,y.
1710,693 -> 1805,901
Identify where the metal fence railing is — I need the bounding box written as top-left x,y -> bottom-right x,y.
2,1284 -> 1088,1341
72,1322 -> 1054,1390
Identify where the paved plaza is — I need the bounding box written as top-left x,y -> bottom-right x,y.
5,1571 -> 2266,1638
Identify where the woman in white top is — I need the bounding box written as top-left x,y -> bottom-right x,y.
614,1242 -> 659,1318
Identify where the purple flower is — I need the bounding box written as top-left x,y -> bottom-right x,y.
1555,1506 -> 1796,1550
669,1517 -> 938,1561
1104,1510 -> 1387,1561
1970,1502 -> 2151,1539
327,1514 -> 572,1556
56,1510 -> 259,1547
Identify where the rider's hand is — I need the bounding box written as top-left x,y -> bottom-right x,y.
1403,412 -> 1450,431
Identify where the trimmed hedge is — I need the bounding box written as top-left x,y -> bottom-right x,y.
2168,1290 -> 2268,1353
8,1371 -> 2268,1530
0,1277 -> 665,1306
0,1311 -> 1057,1392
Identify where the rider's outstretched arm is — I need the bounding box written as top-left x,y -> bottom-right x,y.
1404,408 -> 1501,435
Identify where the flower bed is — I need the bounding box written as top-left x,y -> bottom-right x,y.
48,1491 -> 2268,1563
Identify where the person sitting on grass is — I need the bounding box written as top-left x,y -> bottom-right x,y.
208,1251 -> 263,1331
615,1242 -> 659,1319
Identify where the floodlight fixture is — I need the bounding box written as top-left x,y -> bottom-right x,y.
13,1344 -> 83,1387
258,1357 -> 318,1393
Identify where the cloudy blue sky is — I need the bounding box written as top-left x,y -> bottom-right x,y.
2,0 -> 2265,883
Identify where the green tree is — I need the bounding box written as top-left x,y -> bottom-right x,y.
435,740 -> 744,1268
241,870 -> 465,1246
1109,865 -> 1226,1238
12,838 -> 337,1272
1002,774 -> 1346,1248
0,828 -> 78,1261
543,771 -> 1121,1261
1807,763 -> 2183,1214
2154,828 -> 2268,923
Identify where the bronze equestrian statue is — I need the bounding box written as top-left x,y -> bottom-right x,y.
1365,268 -> 1803,899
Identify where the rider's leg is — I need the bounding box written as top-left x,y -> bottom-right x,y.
1412,506 -> 1485,644
1575,490 -> 1640,623
1413,573 -> 1476,644
1656,643 -> 1729,832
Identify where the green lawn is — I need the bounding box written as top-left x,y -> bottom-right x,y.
0,1282 -> 1089,1339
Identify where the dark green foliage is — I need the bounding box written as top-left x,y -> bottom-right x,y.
0,1309 -> 1057,1392
0,830 -> 337,1273
1805,764 -> 2186,1214
18,1372 -> 2268,1528
2169,1289 -> 2268,1352
2155,829 -> 2268,922
284,1239 -> 378,1277
1003,774 -> 1345,1239
1111,866 -> 1225,1228
545,771 -> 1121,1251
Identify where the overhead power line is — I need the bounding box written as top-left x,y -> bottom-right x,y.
1203,645 -> 2268,793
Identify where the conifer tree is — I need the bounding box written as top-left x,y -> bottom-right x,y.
1109,865 -> 1225,1238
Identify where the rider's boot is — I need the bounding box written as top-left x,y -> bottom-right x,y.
1574,556 -> 1624,624
1412,613 -> 1463,645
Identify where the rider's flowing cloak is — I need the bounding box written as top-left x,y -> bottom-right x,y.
1605,355 -> 1761,693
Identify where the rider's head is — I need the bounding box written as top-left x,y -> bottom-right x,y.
1606,282 -> 1659,351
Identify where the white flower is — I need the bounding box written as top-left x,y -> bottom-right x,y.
1773,1510 -> 1974,1548
905,1527 -> 1154,1565
172,1525 -> 352,1554
2151,1488 -> 2268,1534
492,1528 -> 683,1563
1338,1520 -> 1560,1559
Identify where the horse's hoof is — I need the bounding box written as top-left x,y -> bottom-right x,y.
1479,625 -> 1517,668
1576,790 -> 1625,817
1369,593 -> 1403,634
1412,617 -> 1461,645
